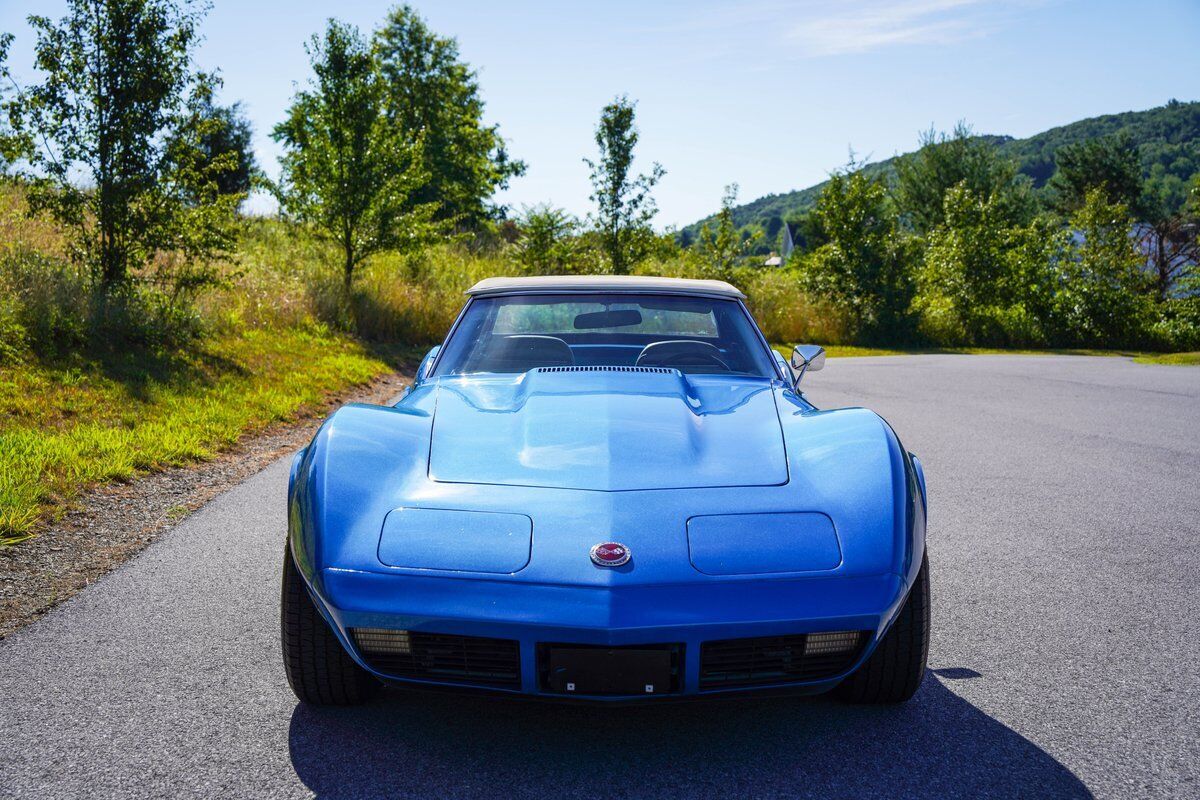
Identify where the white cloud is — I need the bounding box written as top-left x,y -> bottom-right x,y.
786,0 -> 1006,56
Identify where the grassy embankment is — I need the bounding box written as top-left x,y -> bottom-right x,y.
0,189 -> 439,546
0,331 -> 394,544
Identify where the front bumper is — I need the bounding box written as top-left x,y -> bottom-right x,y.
309,567 -> 908,700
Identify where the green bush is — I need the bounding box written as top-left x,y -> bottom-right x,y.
1148,307 -> 1200,351
795,169 -> 914,343
1051,191 -> 1157,348
0,247 -> 214,357
0,249 -> 89,356
914,185 -> 1062,348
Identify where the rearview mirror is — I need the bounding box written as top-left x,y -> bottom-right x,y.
574,309 -> 643,330
789,344 -> 825,387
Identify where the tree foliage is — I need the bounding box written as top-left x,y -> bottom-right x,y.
514,204 -> 581,274
915,186 -> 1059,346
193,100 -> 258,198
273,20 -> 443,287
584,96 -> 665,275
682,102 -> 1200,251
0,33 -> 15,173
1049,134 -> 1143,214
373,5 -> 525,227
1055,190 -> 1155,346
0,0 -> 240,290
1138,163 -> 1200,302
896,124 -> 1034,233
696,184 -> 760,281
799,166 -> 913,341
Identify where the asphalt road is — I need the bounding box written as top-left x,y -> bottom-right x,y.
2,355 -> 1198,799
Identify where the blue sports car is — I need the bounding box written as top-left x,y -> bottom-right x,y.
282,276 -> 929,704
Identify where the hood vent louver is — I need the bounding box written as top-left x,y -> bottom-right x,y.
534,365 -> 675,375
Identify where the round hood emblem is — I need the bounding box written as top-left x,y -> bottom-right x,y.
590,542 -> 630,567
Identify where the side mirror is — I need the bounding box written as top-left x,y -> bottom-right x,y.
789,344 -> 825,387
415,345 -> 441,384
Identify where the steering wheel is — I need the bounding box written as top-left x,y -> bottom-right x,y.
635,340 -> 731,371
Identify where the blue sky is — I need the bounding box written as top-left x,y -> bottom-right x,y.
3,0 -> 1199,227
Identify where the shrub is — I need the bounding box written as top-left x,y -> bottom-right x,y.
797,169 -> 914,343
1148,305 -> 1200,351
513,205 -> 583,275
1052,190 -> 1157,348
915,187 -> 1061,347
0,249 -> 89,356
0,244 -> 221,358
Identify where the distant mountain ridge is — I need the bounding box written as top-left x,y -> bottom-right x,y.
681,100 -> 1200,250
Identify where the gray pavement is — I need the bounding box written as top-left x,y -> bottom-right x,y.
1,354 -> 1198,799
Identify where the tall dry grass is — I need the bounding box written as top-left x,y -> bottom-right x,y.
214,219 -> 841,347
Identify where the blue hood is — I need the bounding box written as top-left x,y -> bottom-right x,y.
427,371 -> 788,491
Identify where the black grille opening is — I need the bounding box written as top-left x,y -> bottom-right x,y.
534,365 -> 675,374
699,631 -> 868,690
351,629 -> 521,689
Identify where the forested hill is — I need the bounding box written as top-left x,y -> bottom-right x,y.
682,100 -> 1200,248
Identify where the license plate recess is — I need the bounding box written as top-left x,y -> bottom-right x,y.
542,644 -> 679,695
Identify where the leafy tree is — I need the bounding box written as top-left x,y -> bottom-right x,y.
274,20 -> 442,288
1049,134 -> 1143,215
194,100 -> 258,198
0,0 -> 240,289
915,185 -> 1059,345
584,96 -> 665,275
799,166 -> 913,341
1134,169 -> 1199,302
1055,189 -> 1154,347
895,124 -> 1033,233
0,33 -> 16,172
695,184 -> 761,281
1138,213 -> 1200,302
514,204 -> 580,274
373,5 -> 525,227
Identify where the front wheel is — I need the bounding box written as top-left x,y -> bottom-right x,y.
281,544 -> 381,705
834,553 -> 930,704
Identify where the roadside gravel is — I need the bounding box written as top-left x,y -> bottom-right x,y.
0,370 -> 411,639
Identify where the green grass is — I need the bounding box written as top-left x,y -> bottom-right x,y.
0,327 -> 402,546
1134,351 -> 1200,365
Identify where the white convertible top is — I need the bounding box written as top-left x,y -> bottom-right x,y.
466,275 -> 746,299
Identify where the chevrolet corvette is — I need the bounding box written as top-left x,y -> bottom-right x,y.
282,275 -> 929,704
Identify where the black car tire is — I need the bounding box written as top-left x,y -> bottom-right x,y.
834,552 -> 930,704
281,544 -> 381,705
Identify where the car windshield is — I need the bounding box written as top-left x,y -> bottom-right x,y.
434,293 -> 776,378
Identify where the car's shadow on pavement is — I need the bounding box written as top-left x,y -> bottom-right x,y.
288,672 -> 1091,799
